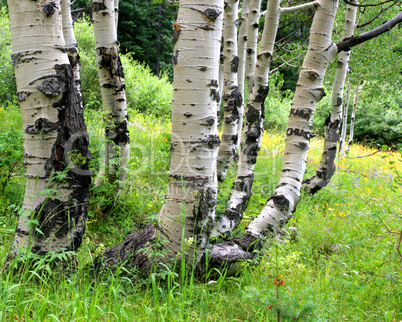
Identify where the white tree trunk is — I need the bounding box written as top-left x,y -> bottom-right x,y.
217,0 -> 241,181
236,0 -> 250,143
303,2 -> 357,194
94,0 -> 225,271
339,79 -> 351,155
8,0 -> 91,257
61,0 -> 81,91
245,0 -> 262,93
345,79 -> 365,155
244,0 -> 339,243
93,0 -> 129,187
215,0 -> 318,235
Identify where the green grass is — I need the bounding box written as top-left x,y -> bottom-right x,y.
0,105 -> 401,321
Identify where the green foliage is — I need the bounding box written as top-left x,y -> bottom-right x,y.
118,0 -> 177,79
75,19 -> 173,118
122,55 -> 172,118
0,7 -> 16,103
263,73 -> 293,132
353,82 -> 402,146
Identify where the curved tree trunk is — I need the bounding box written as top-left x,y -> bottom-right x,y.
236,0 -> 251,147
217,0 -> 241,181
244,0 -> 339,244
215,0 -> 318,236
94,0 -> 224,272
245,0 -> 262,94
303,2 -> 357,194
7,0 -> 91,258
345,79 -> 365,155
339,79 -> 351,155
93,0 -> 129,188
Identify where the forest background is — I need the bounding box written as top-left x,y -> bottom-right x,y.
0,0 -> 402,320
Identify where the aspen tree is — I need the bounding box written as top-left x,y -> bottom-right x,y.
303,2 -> 357,194
345,80 -> 365,155
216,0 -> 319,235
94,0 -> 224,270
217,0 -> 242,181
7,0 -> 91,258
93,0 -> 129,187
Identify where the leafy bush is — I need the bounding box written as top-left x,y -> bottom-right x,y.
0,7 -> 16,103
263,73 -> 293,132
75,18 -> 172,118
353,82 -> 402,146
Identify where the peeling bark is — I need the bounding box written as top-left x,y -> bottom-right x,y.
93,0 -> 130,187
303,2 -> 357,194
8,0 -> 91,258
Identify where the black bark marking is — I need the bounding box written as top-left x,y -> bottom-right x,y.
204,8 -> 222,20
106,120 -> 130,146
290,108 -> 311,121
12,50 -> 42,66
184,112 -> 193,117
270,194 -> 290,213
92,2 -> 107,12
306,71 -> 319,80
193,187 -> 216,233
245,104 -> 259,123
16,91 -> 32,102
222,86 -> 242,123
230,55 -> 239,73
96,46 -> 125,80
92,223 -> 157,275
254,85 -> 269,104
43,2 -> 56,16
200,24 -> 214,30
37,78 -> 65,97
66,47 -> 80,70
286,128 -> 311,140
205,116 -> 215,125
172,50 -> 179,65
210,88 -> 220,102
25,118 -> 58,134
208,79 -> 218,87
200,66 -> 208,71
246,48 -> 254,55
336,97 -> 342,106
233,232 -> 261,252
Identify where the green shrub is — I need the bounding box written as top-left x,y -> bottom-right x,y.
0,7 -> 16,103
75,18 -> 173,118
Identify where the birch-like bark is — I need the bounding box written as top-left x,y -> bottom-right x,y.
61,0 -> 81,92
94,0 -> 224,271
345,80 -> 365,155
217,0 -> 241,181
245,0 -> 262,93
236,0 -> 250,144
8,0 -> 91,258
93,0 -> 129,187
244,0 -> 339,243
215,0 -> 318,235
303,2 -> 357,194
339,79 -> 351,155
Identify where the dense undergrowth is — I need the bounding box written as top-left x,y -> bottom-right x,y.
0,103 -> 401,321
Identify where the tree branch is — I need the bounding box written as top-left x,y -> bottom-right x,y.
343,0 -> 396,7
357,1 -> 397,29
280,0 -> 318,14
337,12 -> 402,52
